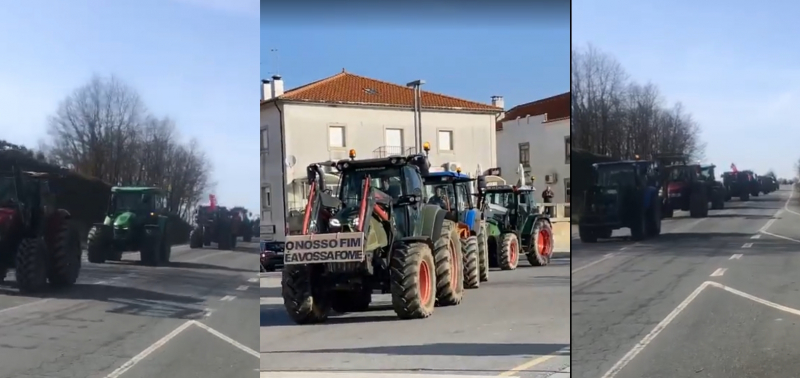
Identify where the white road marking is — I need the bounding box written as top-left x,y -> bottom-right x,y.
105,320 -> 195,377
220,295 -> 237,301
261,277 -> 282,288
710,268 -> 727,277
707,281 -> 800,317
93,280 -> 109,285
783,188 -> 800,216
741,243 -> 753,248
261,297 -> 284,305
203,308 -> 214,318
0,299 -> 51,316
106,319 -> 257,378
760,230 -> 800,243
236,285 -> 248,291
498,346 -> 570,376
193,321 -> 259,358
751,234 -> 761,239
760,219 -> 776,232
600,281 -> 712,378
248,277 -> 258,283
571,253 -> 616,274
262,374 -> 520,378
730,254 -> 743,260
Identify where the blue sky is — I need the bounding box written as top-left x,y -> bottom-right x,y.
574,0 -> 800,179
0,0 -> 259,211
260,3 -> 570,117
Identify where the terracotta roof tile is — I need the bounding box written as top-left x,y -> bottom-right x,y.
496,92 -> 570,130
261,71 -> 501,113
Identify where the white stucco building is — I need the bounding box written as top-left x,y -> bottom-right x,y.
496,92 -> 571,204
259,70 -> 502,241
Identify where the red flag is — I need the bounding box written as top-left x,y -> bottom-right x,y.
730,163 -> 738,173
209,194 -> 217,210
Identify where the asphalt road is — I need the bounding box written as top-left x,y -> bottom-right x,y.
0,239 -> 260,378
572,185 -> 800,378
260,252 -> 571,378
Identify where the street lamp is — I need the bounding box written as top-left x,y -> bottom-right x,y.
406,79 -> 426,153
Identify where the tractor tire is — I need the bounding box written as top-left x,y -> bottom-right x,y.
528,220 -> 554,266
189,227 -> 203,249
160,226 -> 172,264
331,288 -> 372,313
282,264 -> 330,324
461,235 -> 480,289
740,192 -> 750,201
218,227 -> 232,250
15,237 -> 48,293
477,224 -> 489,282
433,220 -> 464,306
578,226 -> 597,243
87,225 -> 108,264
599,228 -> 613,239
498,232 -> 520,270
47,218 -> 82,287
646,203 -> 662,237
711,195 -> 724,210
140,228 -> 161,266
231,235 -> 238,250
630,210 -> 647,241
390,242 -> 436,319
689,191 -> 708,218
662,203 -> 674,218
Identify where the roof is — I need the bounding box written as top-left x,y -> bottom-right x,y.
111,186 -> 162,192
424,171 -> 471,180
496,92 -> 570,130
261,70 -> 502,113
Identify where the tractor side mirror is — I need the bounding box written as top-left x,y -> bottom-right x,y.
477,175 -> 487,190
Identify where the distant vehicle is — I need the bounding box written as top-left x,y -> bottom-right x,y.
260,241 -> 284,272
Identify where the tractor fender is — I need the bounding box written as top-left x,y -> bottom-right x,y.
420,204 -> 446,240
55,209 -> 71,219
464,209 -> 480,233
397,235 -> 435,251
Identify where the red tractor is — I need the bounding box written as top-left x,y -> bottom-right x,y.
656,154 -> 725,218
0,165 -> 82,292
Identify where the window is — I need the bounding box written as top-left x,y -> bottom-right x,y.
519,142 -> 530,167
403,165 -> 423,196
437,130 -> 453,151
565,136 -> 571,164
261,127 -> 269,152
329,126 -> 346,148
385,128 -> 403,155
456,184 -> 470,211
261,185 -> 271,210
565,178 -> 571,203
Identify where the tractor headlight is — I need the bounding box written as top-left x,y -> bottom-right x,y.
352,217 -> 359,228
329,218 -> 341,228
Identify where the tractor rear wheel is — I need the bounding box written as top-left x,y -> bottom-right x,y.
528,220 -> 554,266
87,226 -> 108,263
283,264 -> 330,324
462,235 -> 480,289
47,218 -> 81,287
433,220 -> 464,306
15,237 -> 48,293
498,232 -> 520,270
189,227 -> 203,249
390,242 -> 436,319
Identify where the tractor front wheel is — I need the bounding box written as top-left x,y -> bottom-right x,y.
283,264 -> 330,324
390,242 -> 436,319
462,235 -> 480,289
433,220 -> 464,306
528,220 -> 554,266
498,233 -> 520,270
87,225 -> 108,264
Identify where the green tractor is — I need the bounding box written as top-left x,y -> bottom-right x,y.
475,174 -> 554,270
230,206 -> 254,242
87,187 -> 173,266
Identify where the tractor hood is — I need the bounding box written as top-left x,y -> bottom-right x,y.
113,211 -> 136,228
485,203 -> 509,222
0,208 -> 17,228
667,182 -> 688,192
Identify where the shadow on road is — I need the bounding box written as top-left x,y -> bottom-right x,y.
0,283 -> 207,319
706,214 -> 773,220
267,342 -> 570,357
167,261 -> 256,273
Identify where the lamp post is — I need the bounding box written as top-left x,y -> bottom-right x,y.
406,79 -> 426,153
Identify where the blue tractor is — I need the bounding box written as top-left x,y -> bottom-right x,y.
578,160 -> 662,242
422,169 -> 487,288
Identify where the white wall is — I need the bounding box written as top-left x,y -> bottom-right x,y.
496,115 -> 571,203
260,102 -> 286,241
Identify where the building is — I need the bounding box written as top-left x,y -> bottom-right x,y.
495,92 -> 570,204
259,70 -> 502,241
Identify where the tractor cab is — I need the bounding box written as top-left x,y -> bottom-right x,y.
422,170 -> 478,233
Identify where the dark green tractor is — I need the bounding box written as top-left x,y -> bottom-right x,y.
230,206 -> 254,242
475,180 -> 555,270
87,187 -> 172,266
189,205 -> 237,250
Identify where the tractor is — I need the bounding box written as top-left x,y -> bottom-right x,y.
656,154 -> 724,218
0,165 -> 82,293
281,147 -> 463,324
578,160 -> 662,242
474,172 -> 554,270
722,171 -> 752,201
422,168 -> 486,288
87,187 -> 173,266
189,205 -> 237,250
230,206 -> 254,242
742,170 -> 761,197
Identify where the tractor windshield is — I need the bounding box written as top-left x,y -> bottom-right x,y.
339,167 -> 403,208
700,167 -> 713,180
485,191 -> 516,208
111,192 -> 147,213
424,182 -> 456,211
0,177 -> 17,207
594,165 -> 635,187
666,166 -> 694,182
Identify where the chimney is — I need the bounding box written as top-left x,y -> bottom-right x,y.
271,75 -> 284,98
491,95 -> 504,109
261,79 -> 271,101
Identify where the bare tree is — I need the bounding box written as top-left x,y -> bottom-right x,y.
571,44 -> 705,161
46,74 -> 212,221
